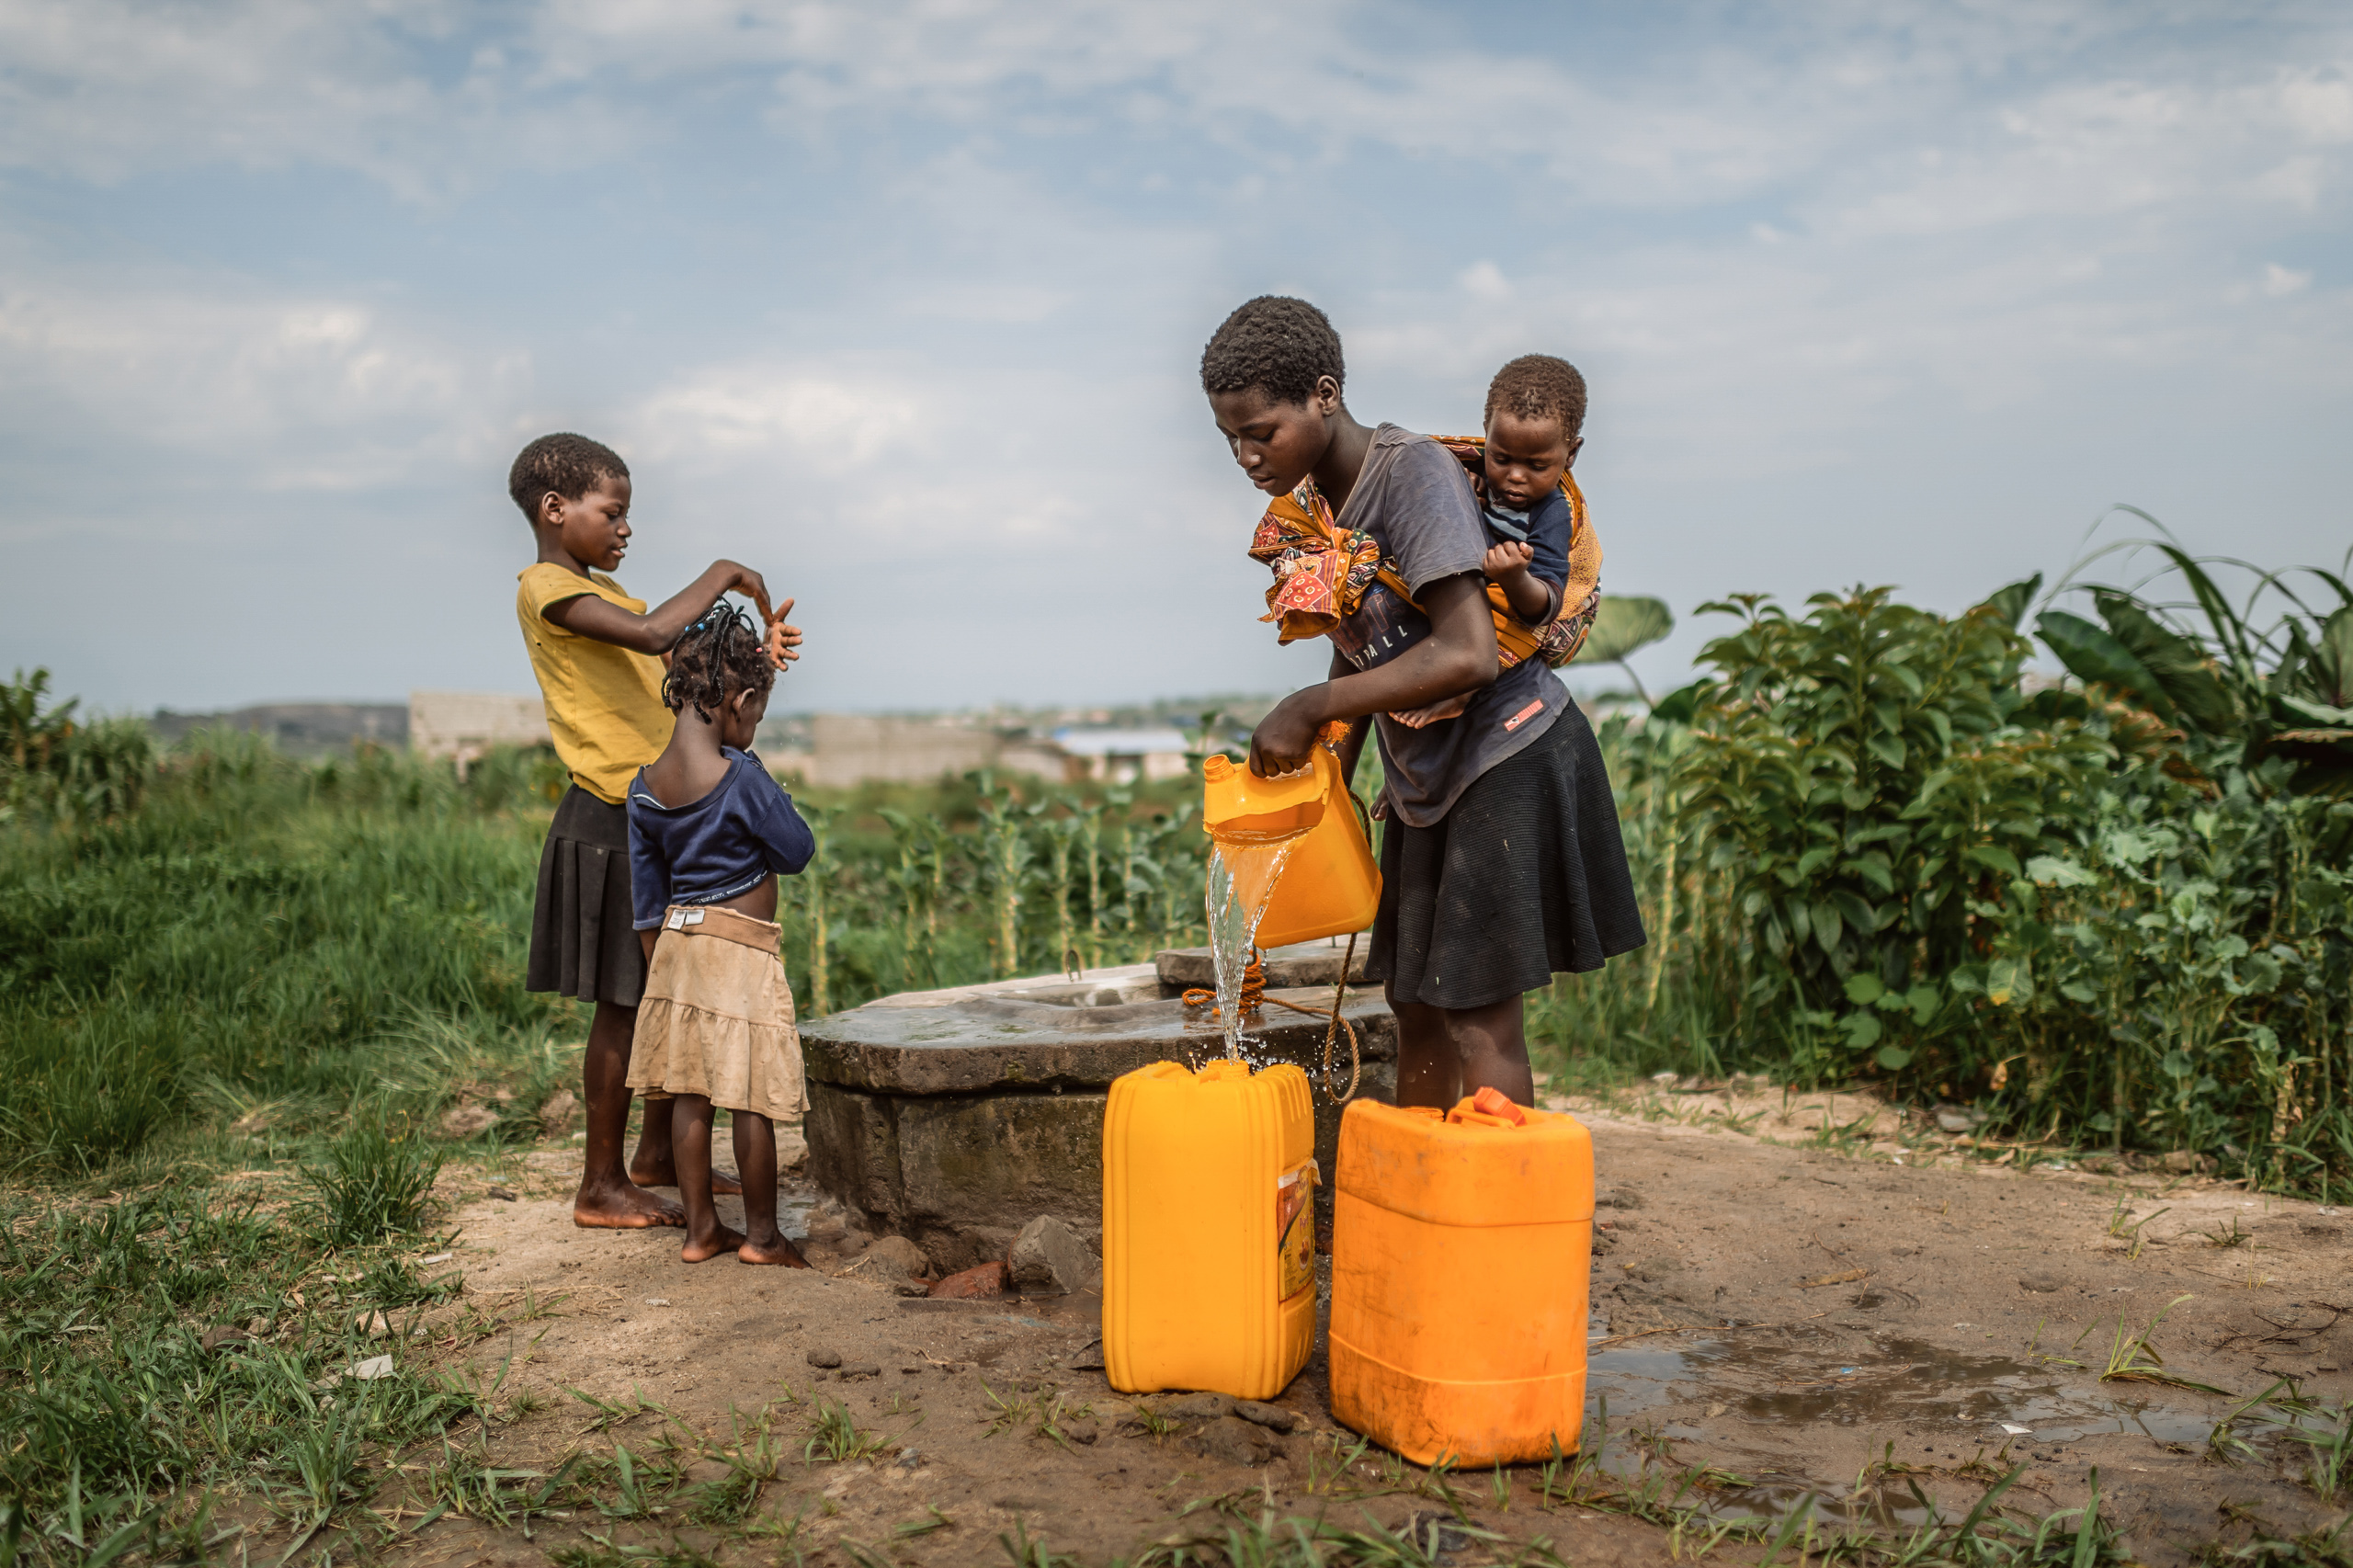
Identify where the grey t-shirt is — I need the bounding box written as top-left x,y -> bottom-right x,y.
1325,425 -> 1567,828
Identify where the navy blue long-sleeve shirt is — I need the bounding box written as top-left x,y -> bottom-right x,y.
1481,486 -> 1572,619
626,747 -> 814,930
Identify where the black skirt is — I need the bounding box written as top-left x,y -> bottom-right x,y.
527,786 -> 647,1007
1367,702 -> 1645,1011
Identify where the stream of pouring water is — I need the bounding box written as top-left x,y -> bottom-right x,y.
1203,827 -> 1309,1060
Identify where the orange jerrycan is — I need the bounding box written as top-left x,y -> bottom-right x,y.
1201,740 -> 1380,949
1102,1060 -> 1316,1400
1328,1095 -> 1594,1466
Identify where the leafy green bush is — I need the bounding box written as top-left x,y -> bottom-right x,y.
1549,542 -> 2353,1192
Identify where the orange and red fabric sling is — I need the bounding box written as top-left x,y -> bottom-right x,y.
1245,436 -> 1602,670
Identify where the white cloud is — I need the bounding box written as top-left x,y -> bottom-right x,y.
631,365 -> 927,475
2265,262 -> 2314,296
1458,262 -> 1511,302
0,270 -> 524,506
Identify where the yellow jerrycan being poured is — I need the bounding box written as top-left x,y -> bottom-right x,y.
1101,1060 -> 1317,1400
1199,729 -> 1381,952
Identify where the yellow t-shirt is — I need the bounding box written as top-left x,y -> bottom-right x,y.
515,563 -> 674,804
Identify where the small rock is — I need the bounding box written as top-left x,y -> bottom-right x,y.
1188,1415 -> 1273,1466
1152,1392 -> 1236,1421
1595,1187 -> 1645,1210
199,1325 -> 255,1352
1008,1215 -> 1100,1295
2161,1150 -> 2217,1175
350,1355 -> 395,1381
538,1088 -> 580,1135
895,1449 -> 922,1471
2018,1271 -> 2068,1293
1934,1105 -> 1985,1134
485,1187 -> 517,1202
858,1234 -> 931,1281
1060,1418 -> 1100,1445
439,1103 -> 499,1139
1233,1400 -> 1298,1433
806,1348 -> 844,1369
355,1311 -> 392,1337
929,1261 -> 1007,1300
892,1280 -> 932,1298
1067,1340 -> 1107,1371
839,1362 -> 881,1381
1625,1257 -> 1685,1283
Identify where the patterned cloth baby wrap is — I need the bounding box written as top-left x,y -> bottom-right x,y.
1247,435 -> 1603,669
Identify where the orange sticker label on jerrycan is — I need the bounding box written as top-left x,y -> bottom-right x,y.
1101,1059 -> 1316,1401
1328,1097 -> 1595,1467
1201,745 -> 1381,949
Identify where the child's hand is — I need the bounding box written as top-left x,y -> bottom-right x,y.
719,562 -> 773,616
763,597 -> 803,671
1483,540 -> 1534,582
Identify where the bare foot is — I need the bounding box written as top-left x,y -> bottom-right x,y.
739,1236 -> 813,1268
681,1223 -> 746,1263
631,1163 -> 744,1197
574,1181 -> 686,1229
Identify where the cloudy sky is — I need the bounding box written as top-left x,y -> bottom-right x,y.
4,1 -> 2348,716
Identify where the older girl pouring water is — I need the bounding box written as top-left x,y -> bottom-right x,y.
1199,295 -> 1644,1108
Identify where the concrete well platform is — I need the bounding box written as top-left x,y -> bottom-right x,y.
801,938 -> 1392,1273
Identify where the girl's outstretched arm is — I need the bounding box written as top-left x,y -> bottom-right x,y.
1248,574 -> 1498,776
545,563 -> 801,663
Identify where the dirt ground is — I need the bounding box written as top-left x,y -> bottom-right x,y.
313,1081 -> 2353,1566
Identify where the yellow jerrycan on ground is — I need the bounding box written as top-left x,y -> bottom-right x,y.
1328,1090 -> 1595,1465
1199,733 -> 1380,949
1101,1060 -> 1317,1400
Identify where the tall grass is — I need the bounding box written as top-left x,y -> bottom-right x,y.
0,717 -> 1213,1177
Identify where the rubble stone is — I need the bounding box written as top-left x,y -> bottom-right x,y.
1008,1215 -> 1099,1294
928,1261 -> 1007,1300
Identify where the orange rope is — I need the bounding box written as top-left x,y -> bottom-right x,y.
1180,935 -> 1362,1102
1183,949 -> 1267,1018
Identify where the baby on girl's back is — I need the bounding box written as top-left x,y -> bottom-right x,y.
1472,354 -> 1587,631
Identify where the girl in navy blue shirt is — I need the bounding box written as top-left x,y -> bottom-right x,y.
626,603 -> 815,1266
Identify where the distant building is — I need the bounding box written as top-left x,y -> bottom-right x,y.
793,714 -> 1083,788
1051,727 -> 1194,783
149,702 -> 408,757
409,691 -> 552,777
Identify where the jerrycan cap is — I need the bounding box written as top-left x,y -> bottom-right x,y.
1445,1086 -> 1530,1129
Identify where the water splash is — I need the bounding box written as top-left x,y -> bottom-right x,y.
1203,825 -> 1309,1060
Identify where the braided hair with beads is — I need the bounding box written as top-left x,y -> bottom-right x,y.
662,601 -> 775,724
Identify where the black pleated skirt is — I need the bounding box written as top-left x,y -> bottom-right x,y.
527,786 -> 647,1007
1367,702 -> 1645,1011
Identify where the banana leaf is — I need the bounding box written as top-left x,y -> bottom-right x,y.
2036,610 -> 2177,722
1574,595 -> 1675,665
2091,589 -> 2238,733
1975,574 -> 2042,630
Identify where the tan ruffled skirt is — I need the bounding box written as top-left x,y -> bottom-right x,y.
627,905 -> 805,1122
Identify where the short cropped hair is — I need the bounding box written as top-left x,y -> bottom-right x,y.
1200,296 -> 1345,407
508,433 -> 630,524
663,600 -> 774,723
1484,355 -> 1587,438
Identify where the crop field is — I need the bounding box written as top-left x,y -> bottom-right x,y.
0,544 -> 2347,1563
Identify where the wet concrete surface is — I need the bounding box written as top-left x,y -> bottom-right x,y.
802,950 -> 1395,1267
